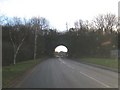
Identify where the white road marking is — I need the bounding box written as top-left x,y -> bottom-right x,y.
79,71 -> 110,88
58,58 -> 111,88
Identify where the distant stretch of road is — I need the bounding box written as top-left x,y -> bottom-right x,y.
16,58 -> 118,88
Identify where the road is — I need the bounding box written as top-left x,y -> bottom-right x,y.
16,58 -> 118,88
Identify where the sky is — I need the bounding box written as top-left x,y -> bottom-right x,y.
0,0 -> 119,31
55,45 -> 68,52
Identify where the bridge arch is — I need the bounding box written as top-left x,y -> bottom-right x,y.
55,45 -> 68,52
54,44 -> 69,57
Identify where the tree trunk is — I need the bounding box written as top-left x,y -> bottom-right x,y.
13,38 -> 25,65
13,51 -> 16,65
34,28 -> 37,60
9,29 -> 26,65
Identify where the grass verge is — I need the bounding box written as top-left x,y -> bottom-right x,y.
80,58 -> 118,69
2,59 -> 43,88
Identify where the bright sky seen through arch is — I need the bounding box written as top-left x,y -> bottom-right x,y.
0,0 -> 119,31
55,45 -> 68,52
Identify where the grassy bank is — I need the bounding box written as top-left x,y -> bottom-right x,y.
2,59 -> 43,88
80,58 -> 118,69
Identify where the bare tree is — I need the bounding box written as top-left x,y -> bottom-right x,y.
74,19 -> 84,29
74,21 -> 79,29
94,13 -> 117,34
104,13 -> 117,33
0,15 -> 8,25
78,19 -> 83,30
29,17 -> 49,60
0,15 -> 4,25
7,17 -> 27,64
94,14 -> 105,33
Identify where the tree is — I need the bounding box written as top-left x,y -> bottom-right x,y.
6,17 -> 27,64
94,14 -> 105,34
94,13 -> 117,34
29,17 -> 49,60
104,13 -> 117,33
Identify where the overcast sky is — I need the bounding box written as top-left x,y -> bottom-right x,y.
0,0 -> 119,31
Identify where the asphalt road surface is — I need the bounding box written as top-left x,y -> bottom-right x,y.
16,58 -> 118,88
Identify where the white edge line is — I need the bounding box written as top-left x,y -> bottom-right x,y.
79,71 -> 110,88
58,59 -> 111,88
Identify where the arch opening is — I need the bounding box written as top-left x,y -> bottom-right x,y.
54,45 -> 68,58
